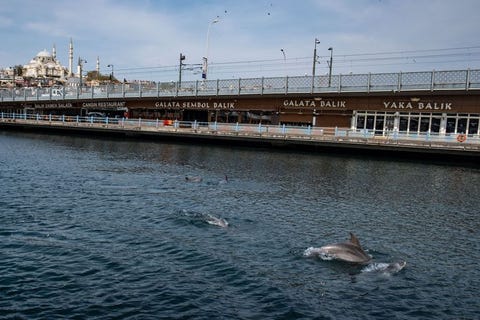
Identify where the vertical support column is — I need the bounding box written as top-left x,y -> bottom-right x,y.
367,73 -> 371,93
430,69 -> 435,91
398,72 -> 402,92
439,113 -> 447,136
393,112 -> 400,133
350,111 -> 356,130
466,68 -> 470,91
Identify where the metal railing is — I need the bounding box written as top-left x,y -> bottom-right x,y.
1,69 -> 480,103
1,112 -> 479,147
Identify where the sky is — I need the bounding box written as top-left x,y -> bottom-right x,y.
1,0 -> 480,82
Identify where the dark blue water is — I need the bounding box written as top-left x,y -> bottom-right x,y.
1,131 -> 479,319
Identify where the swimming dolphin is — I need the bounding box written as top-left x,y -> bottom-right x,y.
185,176 -> 202,182
205,214 -> 229,228
316,233 -> 371,264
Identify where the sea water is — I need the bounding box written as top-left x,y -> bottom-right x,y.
1,131 -> 479,319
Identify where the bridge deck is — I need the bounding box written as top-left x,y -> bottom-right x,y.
2,68 -> 480,103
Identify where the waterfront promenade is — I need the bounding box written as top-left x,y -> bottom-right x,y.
1,113 -> 479,162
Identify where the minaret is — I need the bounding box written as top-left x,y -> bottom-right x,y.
52,44 -> 56,60
96,56 -> 100,76
68,38 -> 73,77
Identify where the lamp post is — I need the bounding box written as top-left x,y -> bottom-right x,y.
280,48 -> 286,76
107,64 -> 114,81
328,47 -> 333,87
202,17 -> 220,80
312,38 -> 320,77
178,53 -> 185,87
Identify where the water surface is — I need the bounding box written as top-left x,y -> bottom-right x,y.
1,132 -> 479,319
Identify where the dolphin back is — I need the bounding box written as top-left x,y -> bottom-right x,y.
349,232 -> 362,247
316,233 -> 372,263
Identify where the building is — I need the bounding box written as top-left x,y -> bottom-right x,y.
23,46 -> 67,80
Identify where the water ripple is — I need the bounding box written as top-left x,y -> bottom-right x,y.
1,132 -> 479,319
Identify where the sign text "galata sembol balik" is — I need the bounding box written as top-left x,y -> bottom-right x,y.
155,101 -> 235,109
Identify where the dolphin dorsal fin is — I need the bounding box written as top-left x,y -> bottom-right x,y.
349,233 -> 362,247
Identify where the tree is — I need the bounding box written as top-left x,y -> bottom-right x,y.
85,70 -> 118,82
14,65 -> 23,76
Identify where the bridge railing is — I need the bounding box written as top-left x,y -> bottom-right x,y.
1,112 -> 479,146
1,68 -> 480,102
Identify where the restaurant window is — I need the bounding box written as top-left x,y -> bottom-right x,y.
366,116 -> 375,130
399,117 -> 409,131
457,118 -> 468,134
375,116 -> 385,134
409,117 -> 419,132
446,118 -> 456,133
431,117 -> 441,133
420,117 -> 430,132
468,118 -> 479,134
356,115 -> 365,129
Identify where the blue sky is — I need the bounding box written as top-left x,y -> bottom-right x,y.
1,0 -> 480,81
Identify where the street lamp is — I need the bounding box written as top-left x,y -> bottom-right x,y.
280,48 -> 286,76
312,38 -> 320,77
178,53 -> 186,87
202,17 -> 220,80
328,47 -> 333,87
107,64 -> 114,80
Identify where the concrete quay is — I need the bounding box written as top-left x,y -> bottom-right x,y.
1,117 -> 479,165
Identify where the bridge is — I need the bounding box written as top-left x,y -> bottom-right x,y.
1,68 -> 480,102
1,68 -> 479,155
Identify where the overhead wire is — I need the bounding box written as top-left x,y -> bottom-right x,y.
110,46 -> 480,80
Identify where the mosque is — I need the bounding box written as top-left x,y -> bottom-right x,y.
22,39 -> 73,81
21,39 -> 98,85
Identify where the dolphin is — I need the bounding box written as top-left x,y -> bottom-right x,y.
185,176 -> 202,182
205,214 -> 229,228
315,233 -> 372,264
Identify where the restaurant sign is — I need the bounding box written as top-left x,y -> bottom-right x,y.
283,99 -> 346,108
154,101 -> 235,110
34,103 -> 73,109
383,101 -> 452,110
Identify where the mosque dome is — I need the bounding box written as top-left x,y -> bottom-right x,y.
37,49 -> 51,58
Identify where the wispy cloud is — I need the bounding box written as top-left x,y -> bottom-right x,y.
1,0 -> 480,80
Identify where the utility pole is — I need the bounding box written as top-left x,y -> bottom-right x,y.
312,38 -> 320,78
312,38 -> 320,92
179,53 -> 186,87
328,47 -> 333,87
